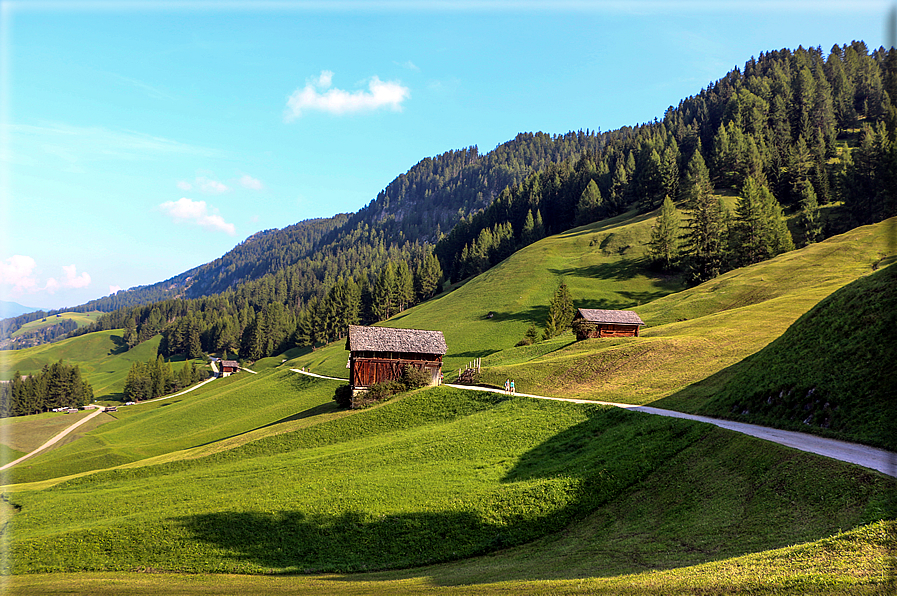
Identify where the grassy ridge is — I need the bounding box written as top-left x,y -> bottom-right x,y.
470,219 -> 895,409
10,310 -> 103,338
290,208 -> 685,379
7,388 -> 894,579
7,369 -> 340,484
0,330 -> 206,399
697,263 -> 897,451
7,516 -> 895,594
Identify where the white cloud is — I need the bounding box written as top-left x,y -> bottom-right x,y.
177,180 -> 193,191
284,71 -> 410,120
62,265 -> 91,289
196,176 -> 229,194
238,174 -> 264,190
109,285 -> 122,295
43,265 -> 92,294
159,198 -> 236,236
0,255 -> 39,293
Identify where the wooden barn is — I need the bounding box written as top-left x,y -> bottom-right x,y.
572,308 -> 645,339
346,325 -> 447,391
219,360 -> 240,377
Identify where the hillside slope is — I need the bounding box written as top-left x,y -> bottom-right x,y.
697,262 -> 897,451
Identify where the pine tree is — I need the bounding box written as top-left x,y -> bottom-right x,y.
543,281 -> 576,339
394,259 -> 415,312
575,179 -> 604,225
683,150 -> 726,283
648,196 -> 682,270
416,251 -> 442,301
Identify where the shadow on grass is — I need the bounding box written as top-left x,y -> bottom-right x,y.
107,334 -> 128,356
176,408 -> 721,580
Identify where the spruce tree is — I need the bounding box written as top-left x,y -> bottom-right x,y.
648,196 -> 681,270
683,150 -> 726,283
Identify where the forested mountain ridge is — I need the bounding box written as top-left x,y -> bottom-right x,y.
6,42 -> 896,366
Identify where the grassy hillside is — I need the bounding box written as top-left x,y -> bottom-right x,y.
7,367 -> 343,484
468,219 -> 895,410
10,310 -> 103,338
291,207 -> 685,378
696,262 -> 897,451
7,387 -> 894,578
0,330 -> 206,399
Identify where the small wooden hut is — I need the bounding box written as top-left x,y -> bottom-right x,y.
572,308 -> 645,339
346,325 -> 447,391
220,360 -> 240,376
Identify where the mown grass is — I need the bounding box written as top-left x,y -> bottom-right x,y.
10,310 -> 103,338
0,330 -> 208,400
289,208 -> 686,379
5,387 -> 894,587
6,516 -> 894,596
6,369 -> 340,484
471,219 -> 896,407
696,262 -> 897,451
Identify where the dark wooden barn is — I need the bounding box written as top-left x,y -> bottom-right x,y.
220,360 -> 240,376
572,308 -> 645,339
346,325 -> 447,391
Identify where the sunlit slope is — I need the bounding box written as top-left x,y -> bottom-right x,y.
292,208 -> 684,378
1,330 -> 170,398
476,219 -> 895,407
10,311 -> 103,338
8,367 -> 341,484
8,389 -> 894,577
697,262 -> 897,451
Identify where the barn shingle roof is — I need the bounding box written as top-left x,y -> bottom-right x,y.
347,325 -> 448,355
575,308 -> 645,326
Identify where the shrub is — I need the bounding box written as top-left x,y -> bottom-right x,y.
333,384 -> 353,408
401,365 -> 432,390
515,337 -> 533,347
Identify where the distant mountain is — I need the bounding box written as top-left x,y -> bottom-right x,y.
0,300 -> 41,319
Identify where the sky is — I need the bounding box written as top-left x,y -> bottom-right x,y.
1,0 -> 894,311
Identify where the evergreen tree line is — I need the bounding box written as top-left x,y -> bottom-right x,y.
122,356 -> 207,402
70,246 -> 443,363
436,43 -> 897,283
0,362 -> 93,417
648,157 -> 794,283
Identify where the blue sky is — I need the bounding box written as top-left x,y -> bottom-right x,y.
1,0 -> 893,310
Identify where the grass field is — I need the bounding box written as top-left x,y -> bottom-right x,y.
10,310 -> 103,338
3,213 -> 896,593
6,388 -> 895,577
0,330 -> 209,399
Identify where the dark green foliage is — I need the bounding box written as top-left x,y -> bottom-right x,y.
682,151 -> 727,284
730,177 -> 794,267
333,384 -> 353,408
699,263 -> 897,451
0,361 -> 93,416
647,196 -> 682,270
542,281 -> 576,340
123,356 -> 206,402
336,364 -> 434,410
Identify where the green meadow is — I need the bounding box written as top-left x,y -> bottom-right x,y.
0,330 -> 207,399
2,213 -> 896,593
10,310 -> 103,338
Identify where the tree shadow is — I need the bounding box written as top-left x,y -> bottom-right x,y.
107,334 -> 128,356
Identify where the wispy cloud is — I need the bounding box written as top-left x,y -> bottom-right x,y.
159,198 -> 236,235
177,176 -> 229,193
284,70 -> 410,121
0,256 -> 91,297
45,265 -> 91,294
397,60 -> 420,71
3,122 -> 227,169
238,174 -> 264,190
109,285 -> 122,295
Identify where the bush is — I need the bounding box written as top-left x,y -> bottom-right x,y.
401,365 -> 432,390
333,384 -> 353,408
515,337 -> 533,347
336,365 -> 434,410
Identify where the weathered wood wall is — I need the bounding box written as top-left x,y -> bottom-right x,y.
350,356 -> 442,389
575,323 -> 640,340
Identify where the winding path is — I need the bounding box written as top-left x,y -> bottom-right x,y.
0,407 -> 106,472
445,384 -> 897,479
